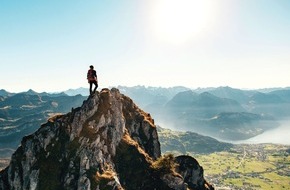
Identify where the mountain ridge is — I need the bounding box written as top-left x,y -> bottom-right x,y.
0,92 -> 87,151
1,86 -> 289,142
0,88 -> 213,190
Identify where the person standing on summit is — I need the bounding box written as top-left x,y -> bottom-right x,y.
87,65 -> 98,95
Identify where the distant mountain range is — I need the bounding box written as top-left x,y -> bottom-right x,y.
60,86 -> 290,115
1,86 -> 289,152
0,89 -> 87,152
117,86 -> 290,140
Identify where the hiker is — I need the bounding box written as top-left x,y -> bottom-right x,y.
87,65 -> 98,95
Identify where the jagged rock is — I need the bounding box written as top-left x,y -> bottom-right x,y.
0,88 -> 213,190
176,155 -> 214,190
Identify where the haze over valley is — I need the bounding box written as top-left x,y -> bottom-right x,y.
235,120 -> 290,145
118,86 -> 290,143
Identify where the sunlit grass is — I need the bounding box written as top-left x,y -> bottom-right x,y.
192,144 -> 290,189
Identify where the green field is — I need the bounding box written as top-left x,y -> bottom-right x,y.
194,144 -> 290,190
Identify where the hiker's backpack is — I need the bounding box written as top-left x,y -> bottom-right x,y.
87,69 -> 96,82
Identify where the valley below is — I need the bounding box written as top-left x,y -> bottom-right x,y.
195,144 -> 290,190
158,127 -> 290,190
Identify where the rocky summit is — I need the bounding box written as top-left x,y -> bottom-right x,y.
0,88 -> 213,190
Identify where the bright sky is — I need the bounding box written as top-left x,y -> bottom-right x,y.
1,0 -> 290,93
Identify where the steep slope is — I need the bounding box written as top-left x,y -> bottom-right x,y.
0,88 -> 213,190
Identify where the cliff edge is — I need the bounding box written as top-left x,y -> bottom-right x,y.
0,88 -> 213,190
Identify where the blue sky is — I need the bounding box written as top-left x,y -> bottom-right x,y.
1,0 -> 290,92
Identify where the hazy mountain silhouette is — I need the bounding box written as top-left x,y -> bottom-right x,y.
138,87 -> 287,140
118,85 -> 190,108
151,91 -> 277,140
269,89 -> 290,102
248,92 -> 290,118
165,91 -> 244,117
205,86 -> 254,104
64,87 -> 89,96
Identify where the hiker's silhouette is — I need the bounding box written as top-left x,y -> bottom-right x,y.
87,65 -> 98,95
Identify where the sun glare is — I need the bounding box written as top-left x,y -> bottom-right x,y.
149,0 -> 216,44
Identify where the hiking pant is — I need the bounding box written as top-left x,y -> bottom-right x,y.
89,81 -> 98,95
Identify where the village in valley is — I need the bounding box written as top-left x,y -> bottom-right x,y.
195,144 -> 290,190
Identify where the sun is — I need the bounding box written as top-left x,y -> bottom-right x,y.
149,0 -> 216,44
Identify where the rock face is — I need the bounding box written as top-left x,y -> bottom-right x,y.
0,88 -> 213,190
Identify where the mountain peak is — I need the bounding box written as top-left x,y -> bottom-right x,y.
22,89 -> 38,95
0,88 -> 213,190
0,89 -> 13,97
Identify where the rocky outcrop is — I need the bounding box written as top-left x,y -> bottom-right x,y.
0,88 -> 213,190
176,155 -> 214,190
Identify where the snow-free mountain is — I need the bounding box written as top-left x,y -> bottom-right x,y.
115,86 -> 289,140
0,88 -> 213,190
